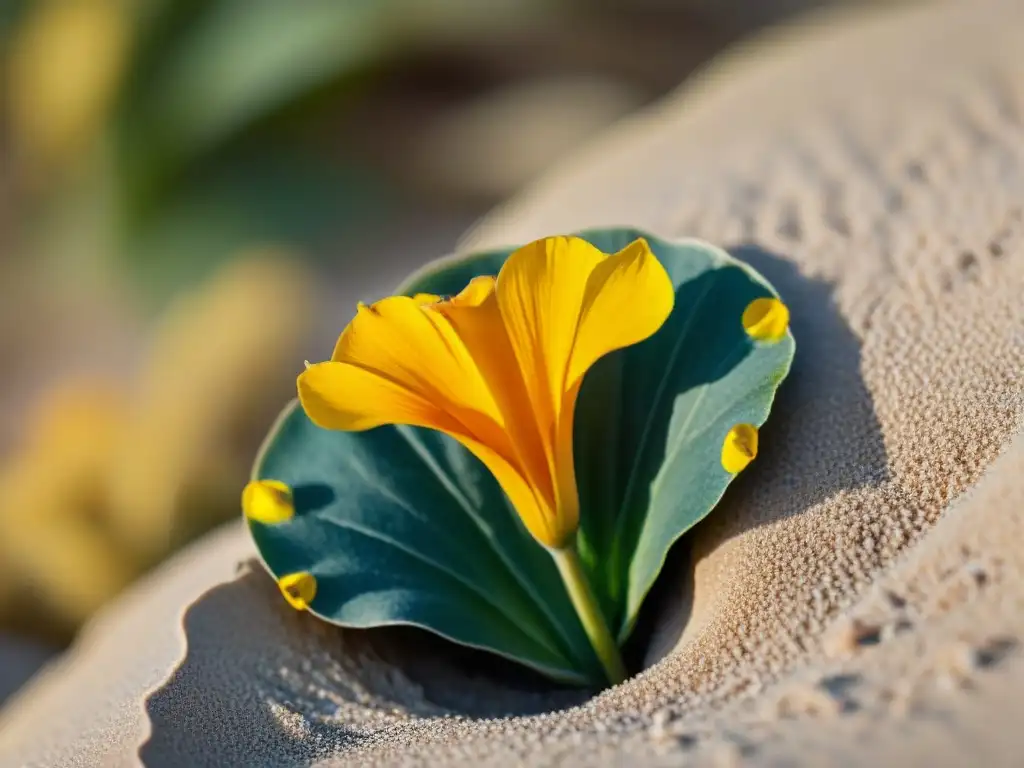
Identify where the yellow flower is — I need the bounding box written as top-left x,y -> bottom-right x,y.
298,235 -> 674,550
8,0 -> 130,175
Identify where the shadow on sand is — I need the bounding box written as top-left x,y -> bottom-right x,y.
637,244 -> 889,664
140,566 -> 589,766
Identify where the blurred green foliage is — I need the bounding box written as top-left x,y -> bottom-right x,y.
5,0 -> 557,304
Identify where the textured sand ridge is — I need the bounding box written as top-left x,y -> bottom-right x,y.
2,1 -> 1024,766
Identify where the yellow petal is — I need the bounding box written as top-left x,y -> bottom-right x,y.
742,297 -> 789,342
242,479 -> 294,524
299,360 -> 452,432
490,236 -> 675,547
722,423 -> 758,473
496,236 -> 606,439
333,297 -> 502,430
494,236 -> 608,542
308,298 -> 507,453
299,357 -> 558,545
448,275 -> 497,307
457,435 -> 560,547
278,571 -> 316,610
567,237 -> 675,388
411,293 -> 441,305
437,276 -> 561,545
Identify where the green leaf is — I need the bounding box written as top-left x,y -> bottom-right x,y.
115,147 -> 386,305
120,3 -> 388,171
247,228 -> 794,683
250,404 -> 605,686
567,230 -> 795,641
113,0 -> 555,189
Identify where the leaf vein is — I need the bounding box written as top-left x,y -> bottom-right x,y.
393,426 -> 583,663
317,514 -> 566,660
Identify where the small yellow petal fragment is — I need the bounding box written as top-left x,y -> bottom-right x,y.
278,571 -> 317,610
411,293 -> 442,305
742,297 -> 789,342
446,276 -> 496,307
722,423 -> 759,474
242,479 -> 294,524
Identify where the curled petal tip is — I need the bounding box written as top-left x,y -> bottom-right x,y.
743,297 -> 789,342
242,479 -> 294,524
722,423 -> 758,474
278,571 -> 317,610
411,292 -> 442,305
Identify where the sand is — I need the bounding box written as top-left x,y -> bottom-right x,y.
2,1 -> 1024,765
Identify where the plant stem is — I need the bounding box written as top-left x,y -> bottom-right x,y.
550,543 -> 627,685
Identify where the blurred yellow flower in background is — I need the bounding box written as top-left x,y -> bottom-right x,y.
0,384 -> 131,638
0,249 -> 312,641
109,251 -> 313,564
6,0 -> 131,177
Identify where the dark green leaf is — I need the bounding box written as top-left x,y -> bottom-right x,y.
569,230 -> 794,640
